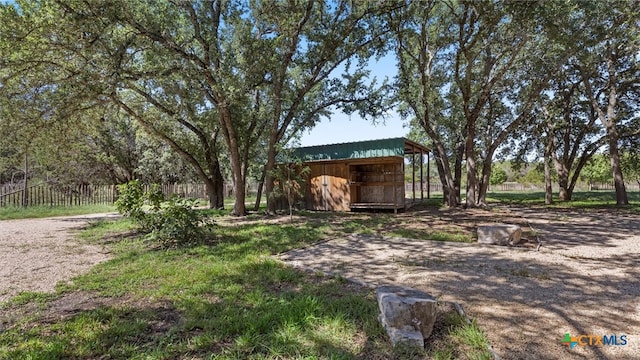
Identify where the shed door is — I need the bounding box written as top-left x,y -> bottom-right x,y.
307,164 -> 326,211
307,163 -> 350,211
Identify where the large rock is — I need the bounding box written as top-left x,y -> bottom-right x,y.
376,285 -> 437,348
477,224 -> 522,246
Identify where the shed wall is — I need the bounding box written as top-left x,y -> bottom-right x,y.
302,157 -> 404,211
305,162 -> 350,211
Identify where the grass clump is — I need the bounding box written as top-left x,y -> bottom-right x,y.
426,308 -> 493,360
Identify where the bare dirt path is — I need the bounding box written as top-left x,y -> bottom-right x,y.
0,213 -> 118,303
280,206 -> 640,359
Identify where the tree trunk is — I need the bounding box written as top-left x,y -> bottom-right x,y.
557,176 -> 570,201
544,134 -> 553,205
219,110 -> 247,216
432,146 -> 458,207
465,126 -> 478,207
553,158 -> 571,201
567,148 -> 598,201
581,59 -> 628,206
253,166 -> 266,211
205,180 -> 217,210
202,154 -> 224,209
433,150 -> 449,204
477,160 -> 491,206
264,143 -> 278,215
231,166 -> 247,216
454,142 -> 464,205
607,126 -> 628,205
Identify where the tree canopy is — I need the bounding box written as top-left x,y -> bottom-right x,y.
1,0 -> 638,211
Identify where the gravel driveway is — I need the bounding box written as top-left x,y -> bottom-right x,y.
281,206 -> 640,359
0,213 -> 117,303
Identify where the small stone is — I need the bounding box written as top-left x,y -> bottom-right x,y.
376,285 -> 437,348
477,224 -> 522,246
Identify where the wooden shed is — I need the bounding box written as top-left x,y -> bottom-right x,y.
282,137 -> 430,213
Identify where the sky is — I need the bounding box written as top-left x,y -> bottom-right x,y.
296,110 -> 410,147
295,54 -> 410,147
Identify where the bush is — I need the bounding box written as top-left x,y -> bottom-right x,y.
145,197 -> 212,247
490,166 -> 508,186
115,180 -> 212,247
114,180 -> 146,222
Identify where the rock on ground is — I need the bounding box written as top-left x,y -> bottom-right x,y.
376,285 -> 437,348
477,224 -> 522,245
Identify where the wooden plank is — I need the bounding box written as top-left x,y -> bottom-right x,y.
350,202 -> 405,210
328,163 -> 350,211
350,171 -> 404,175
350,182 -> 404,186
305,163 -> 325,210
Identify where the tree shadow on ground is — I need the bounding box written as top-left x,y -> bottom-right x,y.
0,267 -> 401,359
281,228 -> 640,359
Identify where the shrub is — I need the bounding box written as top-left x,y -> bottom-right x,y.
145,197 -> 212,247
115,180 -> 212,247
490,166 -> 508,186
114,180 -> 146,222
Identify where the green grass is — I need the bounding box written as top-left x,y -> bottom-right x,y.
390,228 -> 473,242
486,190 -> 640,210
77,218 -> 137,245
0,218 -> 397,359
0,206 -> 489,359
426,311 -> 492,360
0,204 -> 115,220
0,291 -> 55,310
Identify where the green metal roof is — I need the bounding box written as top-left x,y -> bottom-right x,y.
284,137 -> 428,162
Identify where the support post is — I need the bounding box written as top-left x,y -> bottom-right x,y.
427,151 -> 431,199
412,145 -> 416,202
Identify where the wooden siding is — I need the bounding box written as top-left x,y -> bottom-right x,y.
349,159 -> 404,211
304,162 -> 350,211
297,157 -> 404,212
306,163 -> 325,210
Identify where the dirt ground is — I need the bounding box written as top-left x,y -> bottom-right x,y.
280,206 -> 640,360
0,213 -> 117,303
1,207 -> 638,359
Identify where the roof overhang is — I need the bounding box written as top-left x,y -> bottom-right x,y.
282,137 -> 430,163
